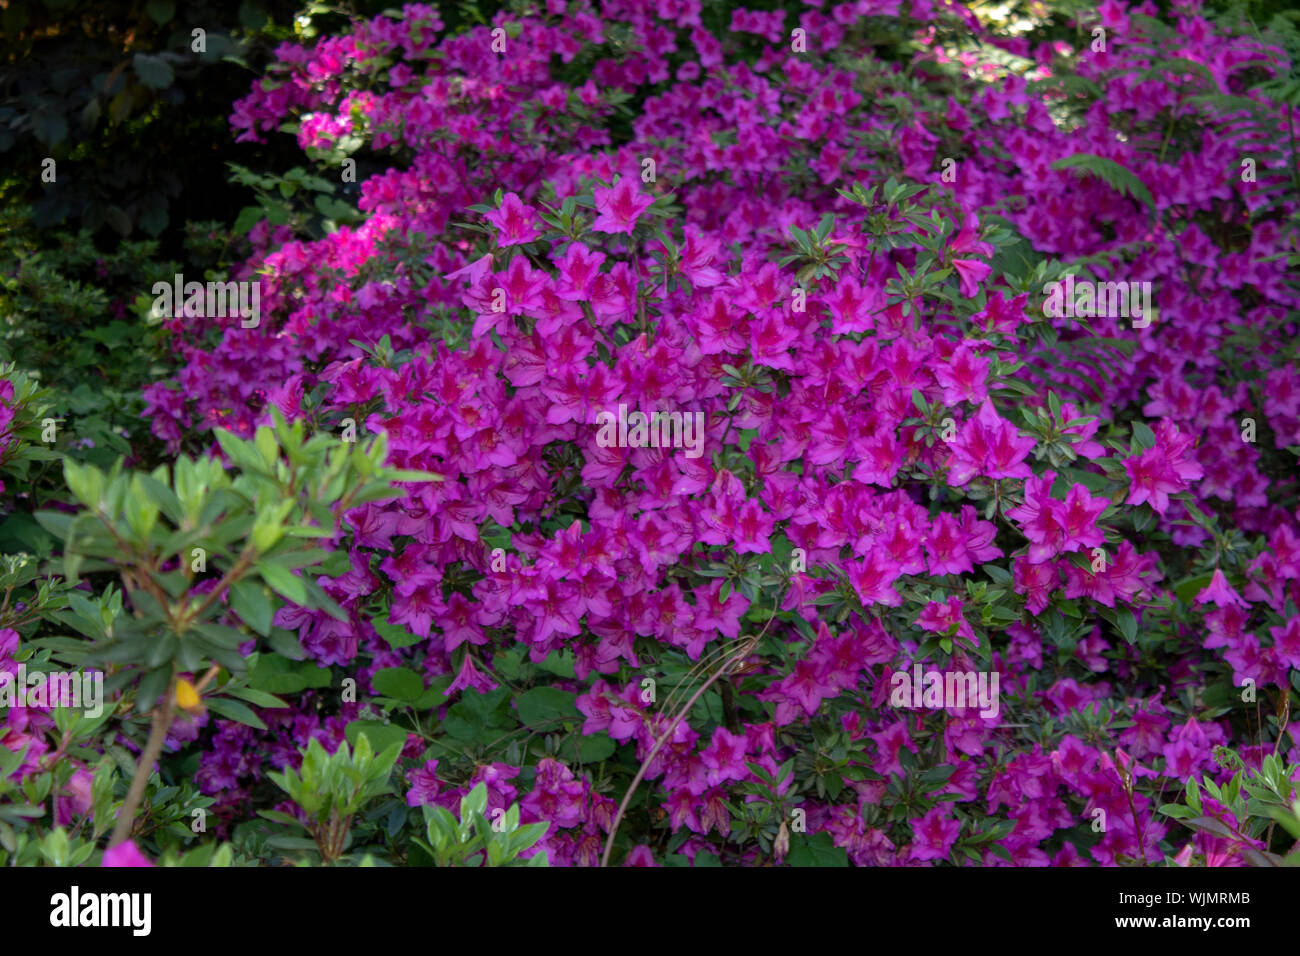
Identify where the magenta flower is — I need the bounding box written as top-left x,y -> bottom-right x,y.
947,400 -> 1036,485
750,312 -> 800,371
952,258 -> 991,298
1268,618 -> 1300,669
623,845 -> 659,866
405,759 -> 442,807
733,499 -> 775,554
949,213 -> 994,257
1097,0 -> 1130,30
824,274 -> 878,333
1124,449 -> 1176,514
1195,569 -> 1249,610
700,727 -> 751,786
1123,423 -> 1202,516
925,512 -> 974,576
934,343 -> 989,405
55,768 -> 94,826
1055,482 -> 1109,555
848,548 -> 905,607
678,227 -> 725,287
447,652 -> 497,695
915,596 -> 978,648
484,192 -> 542,246
554,242 -> 607,300
974,290 -> 1028,333
782,658 -> 838,715
103,841 -> 154,867
138,0 -> 1300,870
591,177 -> 655,235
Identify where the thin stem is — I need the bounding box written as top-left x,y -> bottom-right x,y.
600,634 -> 759,867
109,676 -> 177,847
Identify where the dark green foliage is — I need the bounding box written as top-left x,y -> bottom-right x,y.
0,0 -> 301,245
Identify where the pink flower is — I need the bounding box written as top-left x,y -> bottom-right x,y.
824,274 -> 878,333
1014,558 -> 1059,615
908,806 -> 962,862
1055,482 -> 1109,555
782,658 -> 838,715
934,343 -> 990,405
949,213 -> 994,257
623,845 -> 659,866
915,596 -> 978,648
973,290 -> 1028,334
444,252 -> 495,284
591,177 -> 655,235
103,841 -> 154,867
1195,569 -> 1249,610
849,548 -> 905,607
554,243 -> 607,300
447,652 -> 498,694
924,512 -> 974,576
1123,420 -> 1203,515
947,400 -> 1036,485
952,258 -> 991,298
733,499 -> 775,554
55,768 -> 94,826
484,192 -> 542,246
1269,618 -> 1300,669
678,227 -> 725,287
700,727 -> 751,786
406,759 -> 442,807
750,312 -> 800,371
1097,0 -> 1129,31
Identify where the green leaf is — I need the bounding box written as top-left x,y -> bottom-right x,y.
373,614 -> 422,649
558,731 -> 616,765
229,580 -> 274,637
372,667 -> 424,702
30,111 -> 68,147
536,650 -> 576,679
257,561 -> 308,607
787,831 -> 849,867
132,53 -> 174,89
249,654 -> 332,694
205,696 -> 267,730
1050,154 -> 1156,217
223,685 -> 289,709
233,206 -> 263,236
515,687 -> 577,729
344,720 -> 409,756
214,430 -> 267,475
1173,572 -> 1215,603
145,0 -> 175,23
1114,607 -> 1138,644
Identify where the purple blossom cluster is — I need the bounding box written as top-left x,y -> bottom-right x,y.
95,0 -> 1300,864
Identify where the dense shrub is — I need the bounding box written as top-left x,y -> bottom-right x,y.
2,0 -> 1300,867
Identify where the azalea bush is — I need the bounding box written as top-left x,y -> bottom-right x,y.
2,0 -> 1300,867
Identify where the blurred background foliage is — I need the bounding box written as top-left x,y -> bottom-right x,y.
0,0 -> 303,248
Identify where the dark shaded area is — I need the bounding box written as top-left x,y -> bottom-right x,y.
0,0 -> 304,257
